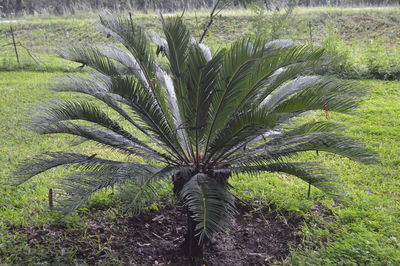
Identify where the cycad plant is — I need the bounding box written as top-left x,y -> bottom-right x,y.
12,15 -> 376,260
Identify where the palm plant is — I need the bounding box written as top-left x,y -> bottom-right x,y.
12,15 -> 377,260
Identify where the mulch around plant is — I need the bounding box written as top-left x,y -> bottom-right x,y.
18,204 -> 302,265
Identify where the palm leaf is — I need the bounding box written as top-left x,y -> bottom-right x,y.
179,173 -> 237,243
33,101 -> 156,151
98,15 -> 183,158
230,132 -> 378,166
57,46 -> 122,76
11,152 -> 159,186
228,162 -> 343,199
203,43 -> 325,158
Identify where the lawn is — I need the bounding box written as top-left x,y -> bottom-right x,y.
1,8 -> 400,265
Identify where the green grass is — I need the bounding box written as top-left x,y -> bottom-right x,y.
1,74 -> 399,264
232,79 -> 400,264
1,8 -> 400,265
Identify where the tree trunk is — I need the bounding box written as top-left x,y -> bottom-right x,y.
173,167 -> 231,263
173,175 -> 204,263
181,209 -> 204,263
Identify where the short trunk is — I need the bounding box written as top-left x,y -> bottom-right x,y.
181,209 -> 204,263
173,177 -> 204,263
173,168 -> 231,264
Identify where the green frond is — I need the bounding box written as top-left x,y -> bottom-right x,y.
52,74 -> 163,144
160,17 -> 195,158
226,121 -> 344,163
97,44 -> 149,84
11,151 -> 181,215
262,76 -> 323,108
53,162 -> 166,216
57,45 -> 122,76
251,45 -> 326,105
179,173 -> 237,243
11,152 -> 160,186
207,108 -> 278,161
163,16 -> 191,81
238,44 -> 325,113
31,100 -> 166,161
265,121 -> 345,143
203,38 -> 266,150
184,46 -> 226,147
228,162 -> 343,199
272,78 -> 363,114
98,14 -> 155,85
123,165 -> 192,214
98,15 -> 180,152
203,43 -> 325,157
108,75 -> 187,161
230,132 -> 378,166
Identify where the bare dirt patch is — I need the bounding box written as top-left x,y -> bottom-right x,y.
18,204 -> 302,265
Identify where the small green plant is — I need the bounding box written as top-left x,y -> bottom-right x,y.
249,0 -> 297,40
364,38 -> 400,80
319,26 -> 357,78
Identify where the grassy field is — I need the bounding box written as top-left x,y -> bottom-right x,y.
1,7 -> 400,72
1,7 -> 400,265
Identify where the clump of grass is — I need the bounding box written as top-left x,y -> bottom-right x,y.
318,30 -> 400,81
363,38 -> 400,80
247,1 -> 296,41
319,25 -> 359,78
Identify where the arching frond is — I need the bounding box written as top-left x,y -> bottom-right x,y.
11,152 -> 159,186
31,100 -> 168,161
54,164 -> 184,216
97,43 -> 149,84
98,14 -> 156,87
51,74 -> 161,143
123,165 -> 192,214
11,152 -> 190,216
203,43 -> 326,157
179,173 -> 237,243
98,14 -> 183,158
230,132 -> 378,166
57,46 -> 122,76
227,162 -> 343,199
272,78 -> 363,114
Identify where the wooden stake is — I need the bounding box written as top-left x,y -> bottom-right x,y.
48,188 -> 53,209
10,25 -> 20,67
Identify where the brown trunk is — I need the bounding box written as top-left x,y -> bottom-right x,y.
181,209 -> 203,264
173,168 -> 231,264
173,174 -> 204,263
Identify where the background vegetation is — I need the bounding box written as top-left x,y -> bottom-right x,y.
1,0 -> 399,16
0,4 -> 399,265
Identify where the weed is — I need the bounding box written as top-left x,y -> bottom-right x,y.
247,0 -> 297,41
363,38 -> 400,80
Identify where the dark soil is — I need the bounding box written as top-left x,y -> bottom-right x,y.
18,204 -> 302,265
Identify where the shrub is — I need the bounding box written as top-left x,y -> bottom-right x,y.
10,14 -> 377,262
